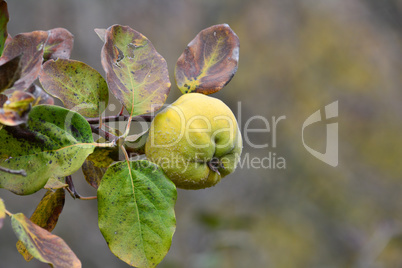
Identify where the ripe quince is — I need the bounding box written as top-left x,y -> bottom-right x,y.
145,93 -> 242,189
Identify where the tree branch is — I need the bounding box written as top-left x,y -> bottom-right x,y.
90,125 -> 119,142
86,114 -> 154,124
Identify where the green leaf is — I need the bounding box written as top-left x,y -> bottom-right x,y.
0,105 -> 95,195
0,197 -> 5,229
11,213 -> 81,268
101,25 -> 171,116
175,24 -> 240,94
0,0 -> 9,56
17,189 -> 65,262
43,28 -> 74,61
0,30 -> 48,91
98,160 -> 177,268
39,59 -> 109,117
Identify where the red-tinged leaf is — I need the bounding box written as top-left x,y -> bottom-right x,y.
101,25 -> 171,116
39,58 -> 108,117
0,54 -> 22,93
26,83 -> 54,106
0,30 -> 48,91
0,93 -> 6,105
0,90 -> 34,126
11,213 -> 81,268
17,189 -> 65,262
43,28 -> 74,61
3,90 -> 34,113
0,197 -> 5,229
0,108 -> 28,126
4,32 -> 11,46
0,0 -> 9,56
175,24 -> 240,94
94,28 -> 106,43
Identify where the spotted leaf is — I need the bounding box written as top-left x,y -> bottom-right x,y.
0,105 -> 95,195
175,24 -> 240,94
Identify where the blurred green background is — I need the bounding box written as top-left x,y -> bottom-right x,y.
1,0 -> 402,267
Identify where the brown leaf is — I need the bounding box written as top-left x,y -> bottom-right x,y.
11,213 -> 81,268
16,189 -> 65,262
0,54 -> 22,92
82,159 -> 107,189
0,30 -> 48,91
0,93 -> 7,106
43,28 -> 74,61
0,108 -> 28,126
26,84 -> 54,105
175,24 -> 240,94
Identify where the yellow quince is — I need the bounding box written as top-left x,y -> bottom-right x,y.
145,93 -> 242,189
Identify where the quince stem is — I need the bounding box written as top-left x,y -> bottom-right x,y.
207,157 -> 225,175
65,176 -> 97,200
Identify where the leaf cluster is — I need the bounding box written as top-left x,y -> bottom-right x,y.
0,1 -> 240,267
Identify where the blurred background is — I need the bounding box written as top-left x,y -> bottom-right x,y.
1,0 -> 402,267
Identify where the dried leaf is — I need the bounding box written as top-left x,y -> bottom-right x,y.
11,213 -> 81,268
26,83 -> 54,106
43,28 -> 74,61
0,90 -> 33,126
17,189 -> 65,262
175,24 -> 240,94
82,159 -> 107,189
0,108 -> 28,126
0,54 -> 22,92
0,30 -> 48,91
0,93 -> 6,105
101,25 -> 170,116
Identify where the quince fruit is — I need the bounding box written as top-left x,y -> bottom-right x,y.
145,93 -> 242,189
